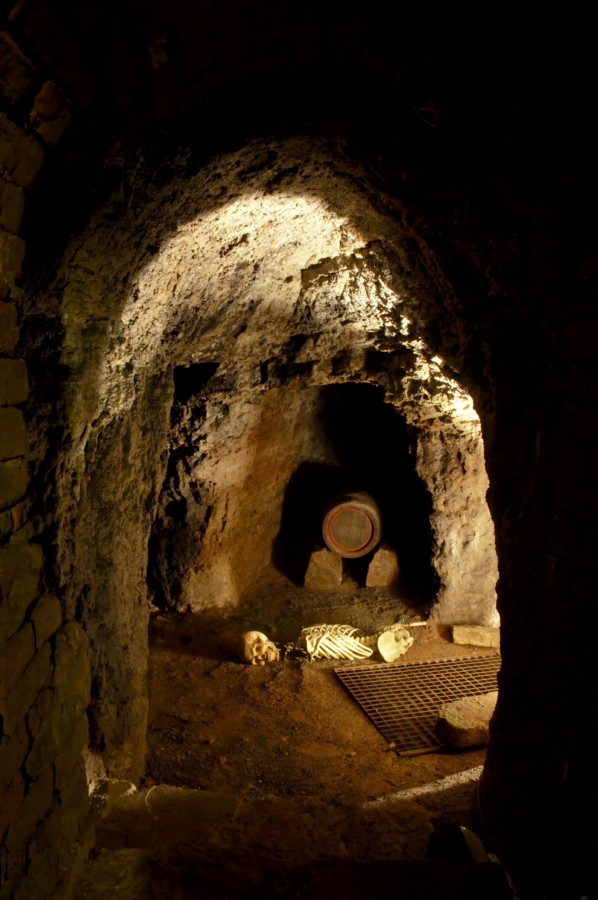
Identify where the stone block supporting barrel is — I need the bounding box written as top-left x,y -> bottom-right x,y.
366,543 -> 400,587
303,545 -> 343,590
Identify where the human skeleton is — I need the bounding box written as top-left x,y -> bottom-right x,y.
299,622 -> 413,661
238,623 -> 414,664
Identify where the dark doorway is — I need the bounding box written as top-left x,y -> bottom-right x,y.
273,382 -> 437,600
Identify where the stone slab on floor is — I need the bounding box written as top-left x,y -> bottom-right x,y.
451,625 -> 500,649
93,781 -> 432,867
304,546 -> 343,590
366,543 -> 400,587
435,691 -> 498,748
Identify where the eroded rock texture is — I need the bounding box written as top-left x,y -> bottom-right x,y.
24,134 -> 499,777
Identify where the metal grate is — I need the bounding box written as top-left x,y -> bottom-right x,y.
335,655 -> 500,756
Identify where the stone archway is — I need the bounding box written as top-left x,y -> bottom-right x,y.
26,133 -> 498,778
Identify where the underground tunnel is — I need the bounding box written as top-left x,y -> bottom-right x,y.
30,138 -> 500,791
1,6 -> 596,900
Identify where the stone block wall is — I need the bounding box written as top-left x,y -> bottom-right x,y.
0,28 -> 92,900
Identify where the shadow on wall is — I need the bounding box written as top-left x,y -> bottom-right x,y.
273,382 -> 437,597
147,362 -> 219,608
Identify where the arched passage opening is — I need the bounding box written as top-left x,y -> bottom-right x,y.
272,381 -> 436,596
23,132 -> 498,786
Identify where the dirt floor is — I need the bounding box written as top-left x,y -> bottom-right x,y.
146,580 -> 499,832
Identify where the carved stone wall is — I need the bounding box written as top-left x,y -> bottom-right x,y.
148,377 -> 444,613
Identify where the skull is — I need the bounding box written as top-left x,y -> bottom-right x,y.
377,627 -> 414,662
238,631 -> 280,666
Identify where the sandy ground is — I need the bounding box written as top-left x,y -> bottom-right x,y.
146,584 -> 499,830
73,591 -> 503,900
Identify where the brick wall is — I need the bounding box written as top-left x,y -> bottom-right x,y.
0,28 -> 92,900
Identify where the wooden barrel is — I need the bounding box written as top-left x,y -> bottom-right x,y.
321,491 -> 382,559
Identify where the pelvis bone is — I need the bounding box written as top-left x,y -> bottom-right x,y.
238,631 -> 280,666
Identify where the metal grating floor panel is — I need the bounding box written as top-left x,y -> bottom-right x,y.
335,655 -> 500,756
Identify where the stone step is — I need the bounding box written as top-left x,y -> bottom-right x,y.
72,781 -> 514,898
92,780 -> 432,867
